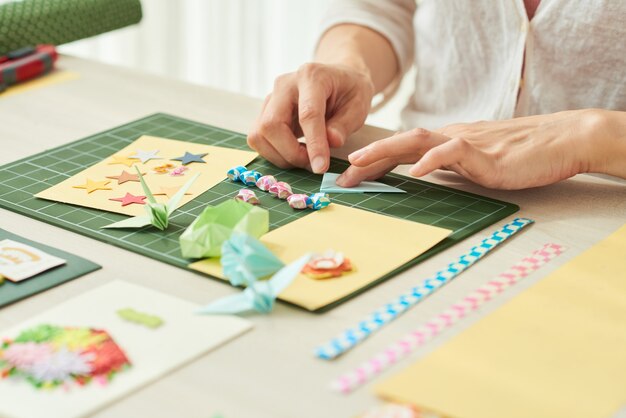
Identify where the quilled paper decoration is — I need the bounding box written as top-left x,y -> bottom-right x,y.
153,163 -> 176,174
287,194 -> 311,210
302,251 -> 353,280
235,189 -> 260,205
0,324 -> 131,390
227,165 -> 247,181
117,308 -> 163,329
169,166 -> 189,177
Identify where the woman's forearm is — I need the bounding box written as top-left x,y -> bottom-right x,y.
315,24 -> 398,94
588,109 -> 626,179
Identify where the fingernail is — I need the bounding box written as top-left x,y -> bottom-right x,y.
336,174 -> 347,186
349,148 -> 366,162
312,156 -> 326,174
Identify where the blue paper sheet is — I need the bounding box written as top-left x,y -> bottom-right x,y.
320,172 -> 406,194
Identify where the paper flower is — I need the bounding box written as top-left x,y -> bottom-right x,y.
23,347 -> 94,383
197,253 -> 311,315
2,342 -> 54,368
302,250 -> 353,279
102,167 -> 199,230
221,232 -> 284,286
0,325 -> 131,390
179,199 -> 269,258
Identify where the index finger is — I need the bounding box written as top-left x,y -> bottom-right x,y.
298,78 -> 330,174
348,129 -> 449,167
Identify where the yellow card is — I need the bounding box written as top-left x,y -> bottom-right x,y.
1,71 -> 80,99
35,135 -> 258,216
189,203 -> 451,311
375,225 -> 626,418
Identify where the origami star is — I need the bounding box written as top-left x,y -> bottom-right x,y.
109,192 -> 147,207
130,149 -> 162,164
171,151 -> 208,165
72,179 -> 112,194
106,170 -> 143,185
153,186 -> 192,199
108,155 -> 139,167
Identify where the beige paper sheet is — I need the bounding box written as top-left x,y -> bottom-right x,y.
375,224 -> 626,418
35,135 -> 258,216
189,203 -> 451,311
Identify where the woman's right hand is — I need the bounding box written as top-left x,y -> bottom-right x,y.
247,62 -> 375,173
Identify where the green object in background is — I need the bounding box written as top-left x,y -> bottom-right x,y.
0,113 -> 518,312
0,229 -> 101,308
0,0 -> 142,55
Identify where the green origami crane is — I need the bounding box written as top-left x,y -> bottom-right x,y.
102,167 -> 199,230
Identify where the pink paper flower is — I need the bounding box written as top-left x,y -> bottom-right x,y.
2,342 -> 54,368
23,347 -> 94,382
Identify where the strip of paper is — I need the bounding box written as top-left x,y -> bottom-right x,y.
315,217 -> 534,360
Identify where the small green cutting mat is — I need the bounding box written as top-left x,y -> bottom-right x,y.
0,113 -> 518,311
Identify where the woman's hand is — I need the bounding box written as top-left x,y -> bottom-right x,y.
247,62 -> 374,173
337,109 -> 625,190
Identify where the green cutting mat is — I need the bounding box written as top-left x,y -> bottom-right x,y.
0,113 -> 518,311
0,228 -> 101,308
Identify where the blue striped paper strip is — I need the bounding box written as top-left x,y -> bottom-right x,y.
315,217 -> 534,360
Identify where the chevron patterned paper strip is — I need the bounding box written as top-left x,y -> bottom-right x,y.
315,218 -> 534,360
330,243 -> 565,394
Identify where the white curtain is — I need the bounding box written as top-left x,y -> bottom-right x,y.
60,0 -> 409,129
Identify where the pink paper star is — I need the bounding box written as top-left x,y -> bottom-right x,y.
109,193 -> 147,207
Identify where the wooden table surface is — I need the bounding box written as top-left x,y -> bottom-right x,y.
1,56 -> 625,418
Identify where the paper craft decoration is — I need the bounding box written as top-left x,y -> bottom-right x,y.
0,239 -> 66,282
116,308 -> 163,329
375,225 -> 626,418
0,229 -> 100,309
0,281 -> 252,418
321,172 -> 406,194
106,170 -> 142,185
108,192 -> 146,207
302,250 -> 353,280
188,204 -> 452,312
171,151 -> 208,165
197,254 -> 312,315
221,232 -> 285,286
130,149 -> 161,163
102,169 -> 199,230
315,217 -> 533,359
35,135 -> 258,217
332,243 -> 565,394
72,179 -> 112,194
180,199 -> 269,258
0,324 -> 132,390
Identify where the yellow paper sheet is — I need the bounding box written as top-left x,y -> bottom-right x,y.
189,203 -> 451,311
375,225 -> 626,418
35,135 -> 258,216
1,71 -> 80,99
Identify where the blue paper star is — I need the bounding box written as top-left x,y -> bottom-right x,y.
171,151 -> 208,165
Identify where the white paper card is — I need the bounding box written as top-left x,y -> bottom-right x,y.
0,280 -> 252,418
0,239 -> 66,282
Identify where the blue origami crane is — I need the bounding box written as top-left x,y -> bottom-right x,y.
196,233 -> 311,315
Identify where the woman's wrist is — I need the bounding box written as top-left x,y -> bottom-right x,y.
583,109 -> 626,178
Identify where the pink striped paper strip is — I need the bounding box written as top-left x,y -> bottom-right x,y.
330,243 -> 566,394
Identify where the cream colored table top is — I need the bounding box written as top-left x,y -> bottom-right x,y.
0,56 -> 625,418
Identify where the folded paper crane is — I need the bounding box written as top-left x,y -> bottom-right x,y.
102,168 -> 199,230
180,199 -> 269,258
196,233 -> 310,315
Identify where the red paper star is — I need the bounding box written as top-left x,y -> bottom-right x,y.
109,193 -> 147,207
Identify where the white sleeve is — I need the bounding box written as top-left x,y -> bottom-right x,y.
318,0 -> 417,102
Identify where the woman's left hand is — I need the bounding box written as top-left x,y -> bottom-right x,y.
336,109 -> 622,190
